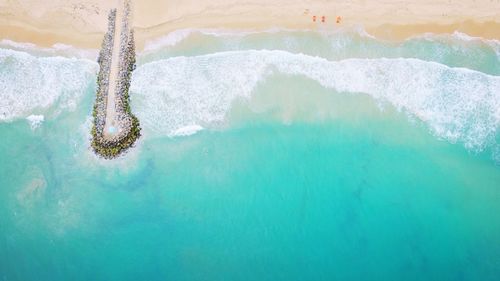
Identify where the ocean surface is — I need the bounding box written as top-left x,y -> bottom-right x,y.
0,28 -> 499,280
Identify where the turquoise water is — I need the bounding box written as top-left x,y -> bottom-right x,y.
1,29 -> 500,280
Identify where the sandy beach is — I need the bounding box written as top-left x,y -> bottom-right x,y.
1,0 -> 500,50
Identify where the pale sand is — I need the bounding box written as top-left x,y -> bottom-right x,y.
1,0 -> 500,50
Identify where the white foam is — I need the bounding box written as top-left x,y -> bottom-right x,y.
142,27 -> 375,53
142,28 -> 276,52
143,29 -> 196,52
0,48 -> 98,121
0,39 -> 99,60
450,32 -> 500,57
451,31 -> 497,44
171,125 -> 204,137
131,50 -> 500,152
26,114 -> 44,130
410,31 -> 500,58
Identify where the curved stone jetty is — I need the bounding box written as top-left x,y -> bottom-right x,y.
91,0 -> 141,159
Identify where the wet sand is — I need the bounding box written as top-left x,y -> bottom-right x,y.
1,0 -> 499,49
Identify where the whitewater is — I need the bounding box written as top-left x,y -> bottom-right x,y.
1,28 -> 500,281
1,29 -> 499,160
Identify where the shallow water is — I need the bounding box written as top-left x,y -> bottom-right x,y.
0,29 -> 499,280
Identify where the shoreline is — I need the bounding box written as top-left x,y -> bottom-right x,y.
2,20 -> 500,52
1,0 -> 499,50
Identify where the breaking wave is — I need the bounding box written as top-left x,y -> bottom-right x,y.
131,50 -> 500,153
0,48 -> 97,122
1,32 -> 499,158
139,28 -> 500,76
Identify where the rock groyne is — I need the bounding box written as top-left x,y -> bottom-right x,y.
91,1 -> 141,159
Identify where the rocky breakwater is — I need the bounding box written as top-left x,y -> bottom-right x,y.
91,1 -> 141,159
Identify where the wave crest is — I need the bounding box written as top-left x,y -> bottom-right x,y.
131,50 -> 500,152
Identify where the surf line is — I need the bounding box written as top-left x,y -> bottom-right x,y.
91,0 -> 141,159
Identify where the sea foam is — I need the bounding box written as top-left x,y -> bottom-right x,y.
171,125 -> 204,137
141,27 -> 376,54
131,50 -> 500,153
140,28 -> 499,77
26,114 -> 44,130
0,39 -> 99,60
412,31 -> 500,59
0,48 -> 98,122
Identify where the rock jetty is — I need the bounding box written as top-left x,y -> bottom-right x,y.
91,0 -> 141,159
